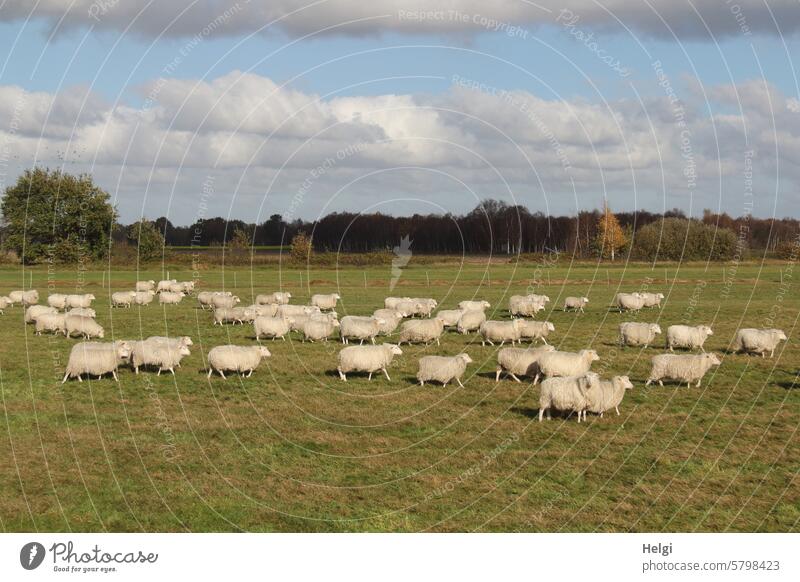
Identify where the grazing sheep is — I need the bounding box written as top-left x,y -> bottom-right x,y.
398,317 -> 446,346
288,313 -> 312,333
614,293 -> 645,312
337,343 -> 403,381
395,299 -> 424,318
47,293 -> 68,309
495,345 -> 555,382
563,297 -> 589,312
619,322 -> 662,348
582,375 -> 634,420
457,309 -> 487,334
311,293 -> 341,311
210,294 -> 240,309
437,309 -> 465,327
10,290 -> 40,306
62,341 -> 132,383
277,304 -> 316,318
132,291 -> 155,306
156,280 -> 177,293
256,292 -> 291,305
732,328 -> 787,358
339,316 -> 385,345
517,320 -> 555,344
136,280 -> 156,292
646,353 -> 721,387
207,345 -> 272,379
417,353 -> 473,387
384,297 -> 410,310
373,309 -> 403,334
111,291 -> 137,308
197,291 -> 232,309
65,315 -> 105,339
533,349 -> 600,384
640,292 -> 665,308
158,291 -> 185,305
0,296 -> 12,314
129,340 -> 191,375
25,305 -> 57,323
666,325 -> 714,352
253,316 -> 293,340
65,294 -> 95,309
35,313 -> 67,335
538,373 -> 598,422
67,307 -> 96,318
458,300 -> 490,312
509,295 -> 547,317
479,319 -> 522,346
302,318 -> 340,342
213,307 -> 248,325
408,298 -> 437,317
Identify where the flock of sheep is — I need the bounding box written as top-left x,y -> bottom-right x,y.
2,283 -> 789,423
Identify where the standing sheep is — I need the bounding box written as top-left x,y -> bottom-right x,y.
206,345 -> 272,379
398,318 -> 446,346
619,322 -> 662,348
47,293 -> 68,309
136,280 -> 156,292
457,310 -> 487,334
65,294 -> 95,309
253,316 -> 293,340
159,291 -> 185,305
35,313 -> 67,335
373,309 -> 403,334
0,296 -> 11,314
436,309 -> 465,328
311,293 -> 341,311
417,353 -> 473,387
665,325 -> 714,352
245,304 -> 279,317
337,343 -> 402,381
509,295 -> 546,317
339,316 -> 385,345
257,292 -> 291,305
132,291 -> 155,306
395,299 -> 424,318
111,291 -> 137,308
277,304 -> 315,318
495,345 -> 555,382
10,290 -> 40,306
479,320 -> 522,346
213,307 -> 247,325
731,328 -> 787,358
62,341 -> 132,383
533,349 -> 600,384
640,292 -> 665,308
156,280 -> 176,293
458,300 -> 490,312
614,293 -> 645,312
67,307 -> 96,318
65,314 -> 105,339
538,373 -> 598,422
302,318 -> 340,342
563,297 -> 589,312
517,320 -> 555,344
197,291 -> 231,309
408,298 -> 437,317
384,297 -> 410,310
129,341 -> 191,375
582,375 -> 634,420
210,294 -> 240,309
25,305 -> 57,323
646,353 -> 721,387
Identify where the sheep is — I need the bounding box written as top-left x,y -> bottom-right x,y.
256,292 -> 291,305
0,296 -> 11,314
111,291 -> 137,308
168,281 -> 195,294
563,296 -> 589,312
65,293 -> 95,309
129,340 -> 191,375
311,293 -> 341,311
47,293 -> 68,309
132,291 -> 155,306
517,320 -> 555,344
148,335 -> 193,348
337,343 -> 402,381
156,279 -> 177,293
509,294 -> 546,317
277,304 -> 315,318
640,292 -> 665,308
25,305 -> 57,323
210,294 -> 240,309
372,309 -> 403,334
10,290 -> 39,306
67,307 -> 96,318
614,293 -> 645,312
213,307 -> 248,325
197,291 -> 231,309
731,328 -> 787,358
417,353 -> 473,387
619,322 -> 662,348
532,349 -> 600,384
538,373 -> 598,422
646,353 -> 721,387
495,345 -> 555,382
458,300 -> 490,312
302,318 -> 340,342
582,375 -> 634,420
158,291 -> 185,305
35,313 -> 66,335
457,310 -> 486,334
242,304 -> 278,318
253,316 -> 293,340
666,324 -> 714,352
384,296 -> 411,310
339,316 -> 385,345
408,298 -> 437,317
479,319 -> 522,346
398,317 -> 446,346
136,280 -> 156,292
62,341 -> 132,383
395,299 -> 424,318
65,314 -> 105,339
436,309 -> 465,327
206,345 -> 272,379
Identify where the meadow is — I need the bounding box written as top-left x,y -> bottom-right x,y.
0,257 -> 797,532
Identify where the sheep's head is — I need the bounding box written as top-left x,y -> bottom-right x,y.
179,346 -> 191,357
700,325 -> 714,336
97,329 -> 105,339
705,353 -> 722,366
546,322 -> 555,331
580,349 -> 600,362
770,329 -> 788,341
657,293 -> 665,299
88,294 -> 96,300
582,297 -> 589,303
651,324 -> 662,334
257,346 -> 272,358
333,293 -> 341,300
233,296 -> 241,304
458,353 -> 474,364
482,301 -> 491,308
180,336 -> 193,346
332,320 -> 341,328
616,375 -> 634,390
117,342 -> 132,359
385,344 -> 403,356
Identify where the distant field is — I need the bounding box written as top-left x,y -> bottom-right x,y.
0,259 -> 797,532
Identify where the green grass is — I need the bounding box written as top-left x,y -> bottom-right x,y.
0,259 -> 797,532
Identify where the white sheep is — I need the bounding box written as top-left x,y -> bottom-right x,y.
253,316 -> 293,340
619,322 -> 662,348
373,309 -> 403,334
210,294 -> 240,309
111,291 -> 137,308
62,341 -> 132,383
65,293 -> 95,308
509,294 -> 546,317
395,299 -> 424,317
206,345 -> 272,379
563,297 -> 589,312
408,298 -> 437,317
538,373 -> 598,422
129,340 -> 191,375
479,319 -> 522,346
159,291 -> 185,305
197,291 -> 231,309
384,296 -> 411,310
457,310 -> 487,334
533,349 -> 600,384
646,353 -> 721,387
213,307 -> 247,325
417,353 -> 473,387
168,281 -> 195,294
136,280 -> 156,292
277,304 -> 315,318
65,314 -> 105,339
132,291 -> 155,306
517,320 -> 555,344
47,293 -> 68,309
666,325 -> 713,352
640,292 -> 665,308
339,316 -> 385,345
156,279 -> 177,293
35,313 -> 66,335
0,296 -> 11,314
25,305 -> 57,323
311,293 -> 341,311
582,375 -> 634,420
614,293 -> 645,312
245,304 -> 279,317
10,290 -> 40,306
495,345 -> 555,382
398,317 -> 446,346
337,343 -> 402,381
302,318 -> 340,342
257,292 -> 291,305
67,307 -> 96,318
458,300 -> 490,312
731,328 -> 787,358
436,309 -> 465,327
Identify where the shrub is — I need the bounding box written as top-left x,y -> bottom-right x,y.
289,232 -> 313,264
631,217 -> 739,261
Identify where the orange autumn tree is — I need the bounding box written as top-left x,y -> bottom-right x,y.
595,202 -> 628,261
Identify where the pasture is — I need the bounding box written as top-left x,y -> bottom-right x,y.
0,259 -> 797,532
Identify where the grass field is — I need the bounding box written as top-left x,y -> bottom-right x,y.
0,258 -> 797,532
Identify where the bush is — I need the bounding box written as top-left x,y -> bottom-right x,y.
631,218 -> 739,261
289,232 -> 313,264
774,238 -> 800,260
127,220 -> 165,262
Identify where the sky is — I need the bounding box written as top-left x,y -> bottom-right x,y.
0,0 -> 799,225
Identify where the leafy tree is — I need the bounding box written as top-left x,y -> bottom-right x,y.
595,202 -> 628,260
289,231 -> 313,263
631,217 -> 738,261
228,227 -> 252,250
1,168 -> 117,263
127,220 -> 165,262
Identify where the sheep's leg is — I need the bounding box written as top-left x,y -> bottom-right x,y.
658,380 -> 663,386
61,372 -> 69,384
170,368 -> 176,376
600,411 -> 604,418
510,373 -> 522,383
695,379 -> 701,387
457,378 -> 464,388
337,368 -> 346,382
542,337 -> 549,345
371,337 -> 376,345
538,408 -> 545,422
218,370 -> 226,379
645,379 -> 652,386
436,338 -> 440,346
382,367 -> 391,381
419,380 -> 424,386
157,369 -> 162,376
615,406 -> 620,415
112,371 -> 119,381
247,370 -> 253,378
207,369 -> 213,378
77,375 -> 83,382
368,372 -> 373,381
495,368 -> 501,382
533,374 -> 540,385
